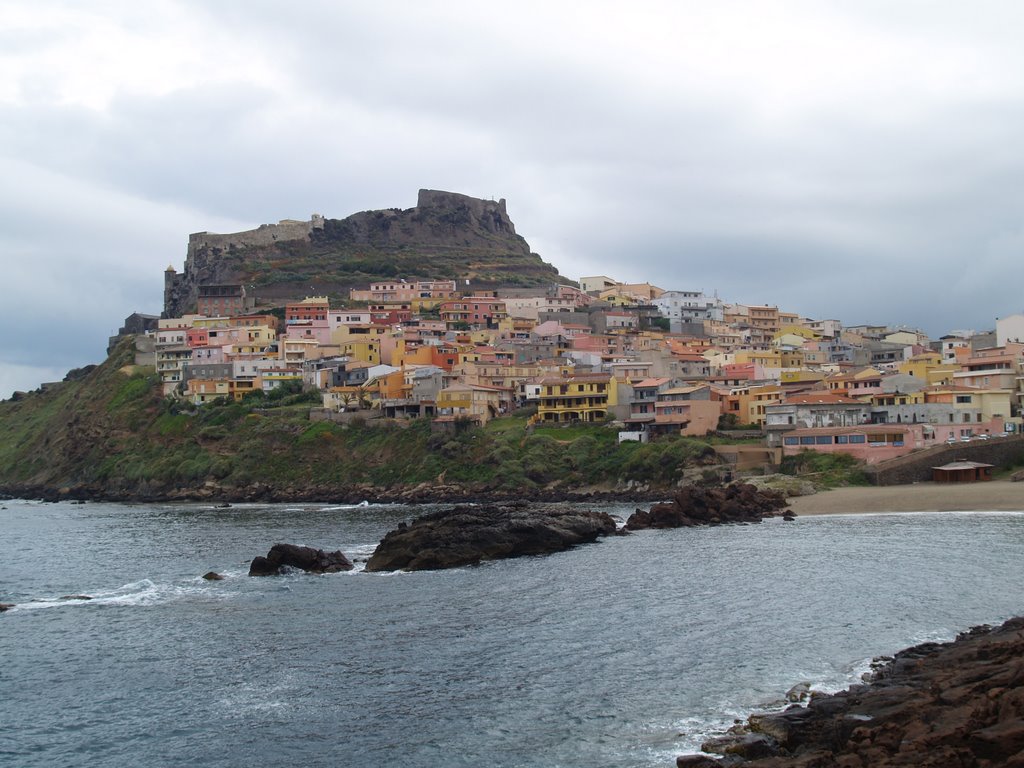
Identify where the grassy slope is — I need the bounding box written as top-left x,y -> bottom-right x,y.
0,340 -> 723,500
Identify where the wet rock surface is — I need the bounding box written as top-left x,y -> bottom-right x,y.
248,543 -> 353,576
680,616 -> 1024,767
626,483 -> 789,530
364,502 -> 619,572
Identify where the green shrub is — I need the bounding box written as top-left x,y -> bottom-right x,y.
780,450 -> 869,487
107,376 -> 153,411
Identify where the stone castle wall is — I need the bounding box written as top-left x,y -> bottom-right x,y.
162,191 -> 537,318
164,214 -> 324,317
187,214 -> 324,257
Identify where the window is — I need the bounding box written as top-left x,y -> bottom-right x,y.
849,435 -> 866,444
815,436 -> 831,445
800,436 -> 815,445
837,435 -> 849,444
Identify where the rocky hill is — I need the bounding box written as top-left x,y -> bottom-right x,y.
163,189 -> 567,316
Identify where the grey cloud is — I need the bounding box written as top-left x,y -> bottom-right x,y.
4,0 -> 1024,398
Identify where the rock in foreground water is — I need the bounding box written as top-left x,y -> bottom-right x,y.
682,616 -> 1024,766
248,543 -> 353,576
365,503 -> 618,572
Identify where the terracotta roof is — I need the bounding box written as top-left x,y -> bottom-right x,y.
783,394 -> 863,405
633,378 -> 672,388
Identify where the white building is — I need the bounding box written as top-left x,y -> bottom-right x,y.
997,314 -> 1024,346
652,290 -> 724,330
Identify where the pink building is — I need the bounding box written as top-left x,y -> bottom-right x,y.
285,297 -> 332,344
439,298 -> 508,328
349,279 -> 458,303
653,385 -> 720,437
187,328 -> 209,348
782,424 -> 930,463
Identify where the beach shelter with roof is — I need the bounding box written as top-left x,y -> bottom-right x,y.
932,460 -> 994,483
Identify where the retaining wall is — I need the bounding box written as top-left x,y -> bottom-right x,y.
866,435 -> 1024,485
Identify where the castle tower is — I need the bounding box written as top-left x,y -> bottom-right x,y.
163,265 -> 180,319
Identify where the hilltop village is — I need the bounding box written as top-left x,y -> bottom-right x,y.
121,274 -> 1024,468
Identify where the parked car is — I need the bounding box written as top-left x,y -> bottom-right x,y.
945,436 -> 959,445
973,433 -> 990,440
960,435 -> 973,442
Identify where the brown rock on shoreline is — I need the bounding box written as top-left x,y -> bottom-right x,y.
626,483 -> 789,530
681,616 -> 1024,767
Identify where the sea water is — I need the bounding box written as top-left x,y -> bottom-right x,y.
2,499 -> 1024,767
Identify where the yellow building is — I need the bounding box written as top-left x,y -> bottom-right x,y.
339,339 -> 381,365
331,323 -> 391,345
741,384 -> 784,426
436,383 -> 507,424
365,369 -> 406,402
187,379 -> 230,405
898,353 -> 959,385
869,390 -> 925,407
537,373 -> 618,423
780,370 -> 825,385
774,325 -> 818,341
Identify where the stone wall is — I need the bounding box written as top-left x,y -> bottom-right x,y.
866,435 -> 1024,485
164,215 -> 324,317
186,215 -> 323,256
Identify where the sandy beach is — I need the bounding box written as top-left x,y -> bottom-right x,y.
787,479 -> 1024,515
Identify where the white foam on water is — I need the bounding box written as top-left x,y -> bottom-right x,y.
671,710 -> 751,756
16,577 -> 232,611
320,500 -> 372,510
215,675 -> 302,718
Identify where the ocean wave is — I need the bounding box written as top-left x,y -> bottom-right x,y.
320,500 -> 371,510
14,577 -> 230,611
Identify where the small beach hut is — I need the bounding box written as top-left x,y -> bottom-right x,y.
932,460 -> 994,483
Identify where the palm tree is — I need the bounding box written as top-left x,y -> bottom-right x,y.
358,388 -> 373,411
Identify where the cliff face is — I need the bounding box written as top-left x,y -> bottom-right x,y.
163,190 -> 562,317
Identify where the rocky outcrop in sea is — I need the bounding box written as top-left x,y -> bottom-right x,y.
626,483 -> 790,530
248,543 -> 353,576
364,502 -> 619,572
680,616 -> 1024,767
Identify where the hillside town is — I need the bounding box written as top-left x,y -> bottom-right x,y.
122,275 -> 1024,467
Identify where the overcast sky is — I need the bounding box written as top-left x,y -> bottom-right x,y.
3,1 -> 1024,397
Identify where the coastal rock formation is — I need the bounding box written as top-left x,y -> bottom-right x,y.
626,483 -> 789,530
0,603 -> 14,612
364,503 -> 618,572
682,617 -> 1024,767
163,189 -> 562,316
248,543 -> 353,576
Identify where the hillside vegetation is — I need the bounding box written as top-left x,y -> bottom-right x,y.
0,340 -> 723,502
